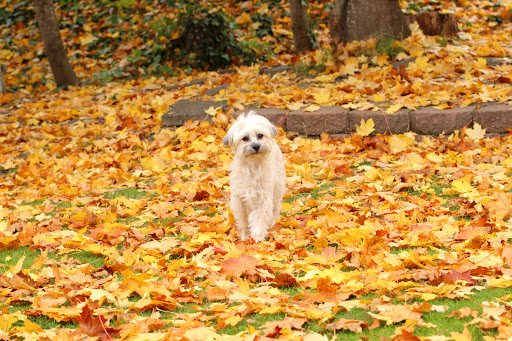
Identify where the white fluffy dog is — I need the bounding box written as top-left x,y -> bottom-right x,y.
223,111 -> 286,242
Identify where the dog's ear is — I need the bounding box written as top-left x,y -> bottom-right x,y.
269,122 -> 278,138
223,129 -> 233,147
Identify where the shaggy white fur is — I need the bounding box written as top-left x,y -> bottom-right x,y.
223,111 -> 286,241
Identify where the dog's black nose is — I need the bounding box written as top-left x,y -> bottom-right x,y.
251,143 -> 260,152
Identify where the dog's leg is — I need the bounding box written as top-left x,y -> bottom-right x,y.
248,198 -> 275,242
231,197 -> 250,240
272,179 -> 286,221
272,199 -> 281,221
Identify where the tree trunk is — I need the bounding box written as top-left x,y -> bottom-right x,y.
289,0 -> 313,53
330,0 -> 410,43
0,66 -> 6,94
409,12 -> 459,37
34,0 -> 79,87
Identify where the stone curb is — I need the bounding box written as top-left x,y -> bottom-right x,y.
161,100 -> 512,136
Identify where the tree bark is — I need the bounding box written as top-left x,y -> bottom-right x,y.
0,66 -> 6,94
34,0 -> 79,87
330,0 -> 410,43
409,12 -> 459,37
289,0 -> 313,53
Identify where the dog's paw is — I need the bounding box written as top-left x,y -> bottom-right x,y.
251,232 -> 267,242
240,230 -> 250,241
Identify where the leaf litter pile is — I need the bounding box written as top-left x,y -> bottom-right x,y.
2,0 -> 512,340
2,95 -> 512,340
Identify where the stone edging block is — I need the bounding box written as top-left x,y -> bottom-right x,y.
473,104 -> 512,133
411,106 -> 474,135
349,109 -> 410,134
287,106 -> 349,136
161,100 -> 228,127
161,99 -> 512,136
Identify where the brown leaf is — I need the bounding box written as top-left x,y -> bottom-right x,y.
272,273 -> 298,287
448,307 -> 479,318
439,268 -> 475,285
76,304 -> 119,340
70,209 -> 98,228
205,285 -> 228,301
502,247 -> 512,268
303,277 -> 351,303
326,318 -> 369,333
391,330 -> 421,341
262,316 -> 307,335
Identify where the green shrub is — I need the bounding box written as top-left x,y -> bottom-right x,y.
167,5 -> 264,70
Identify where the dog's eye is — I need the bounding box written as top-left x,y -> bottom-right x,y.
242,136 -> 249,142
257,134 -> 264,139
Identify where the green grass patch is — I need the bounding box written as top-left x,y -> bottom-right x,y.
219,312 -> 287,335
0,247 -> 106,273
64,250 -> 106,268
0,246 -> 41,272
21,199 -> 45,206
104,188 -> 158,200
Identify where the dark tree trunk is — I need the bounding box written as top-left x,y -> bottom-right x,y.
330,0 -> 410,43
289,0 -> 313,53
0,66 -> 6,94
409,12 -> 459,37
34,0 -> 79,87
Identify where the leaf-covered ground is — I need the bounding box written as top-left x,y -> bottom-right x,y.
1,88 -> 512,340
1,0 -> 512,112
2,0 -> 512,340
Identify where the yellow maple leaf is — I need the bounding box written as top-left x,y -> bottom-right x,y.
451,179 -> 475,193
389,134 -> 415,154
287,102 -> 304,111
356,118 -> 375,136
223,314 -> 243,327
386,103 -> 405,114
487,191 -> 512,221
314,74 -> 338,83
313,90 -> 330,105
0,313 -> 20,332
6,255 -> 25,278
372,93 -> 386,102
341,58 -> 359,75
79,34 -> 98,45
140,155 -> 164,173
205,106 -> 221,116
450,326 -> 472,341
171,29 -> 180,40
465,123 -> 486,141
304,104 -> 321,112
375,54 -> 389,66
11,319 -> 44,334
237,12 -> 252,25
414,55 -> 429,69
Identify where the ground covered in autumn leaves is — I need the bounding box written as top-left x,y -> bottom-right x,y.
2,0 -> 512,340
2,93 -> 512,340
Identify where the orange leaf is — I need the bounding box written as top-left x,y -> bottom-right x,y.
219,255 -> 261,278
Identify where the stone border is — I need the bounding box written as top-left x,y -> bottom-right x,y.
161,100 -> 512,136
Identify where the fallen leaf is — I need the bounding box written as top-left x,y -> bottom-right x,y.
356,118 -> 375,136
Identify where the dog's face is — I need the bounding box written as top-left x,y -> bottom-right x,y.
223,111 -> 278,158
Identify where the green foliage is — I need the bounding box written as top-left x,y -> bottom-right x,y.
350,35 -> 405,60
0,1 -> 34,28
167,4 -> 266,70
375,35 -> 404,58
104,188 -> 157,199
93,67 -> 125,84
250,12 -> 275,38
